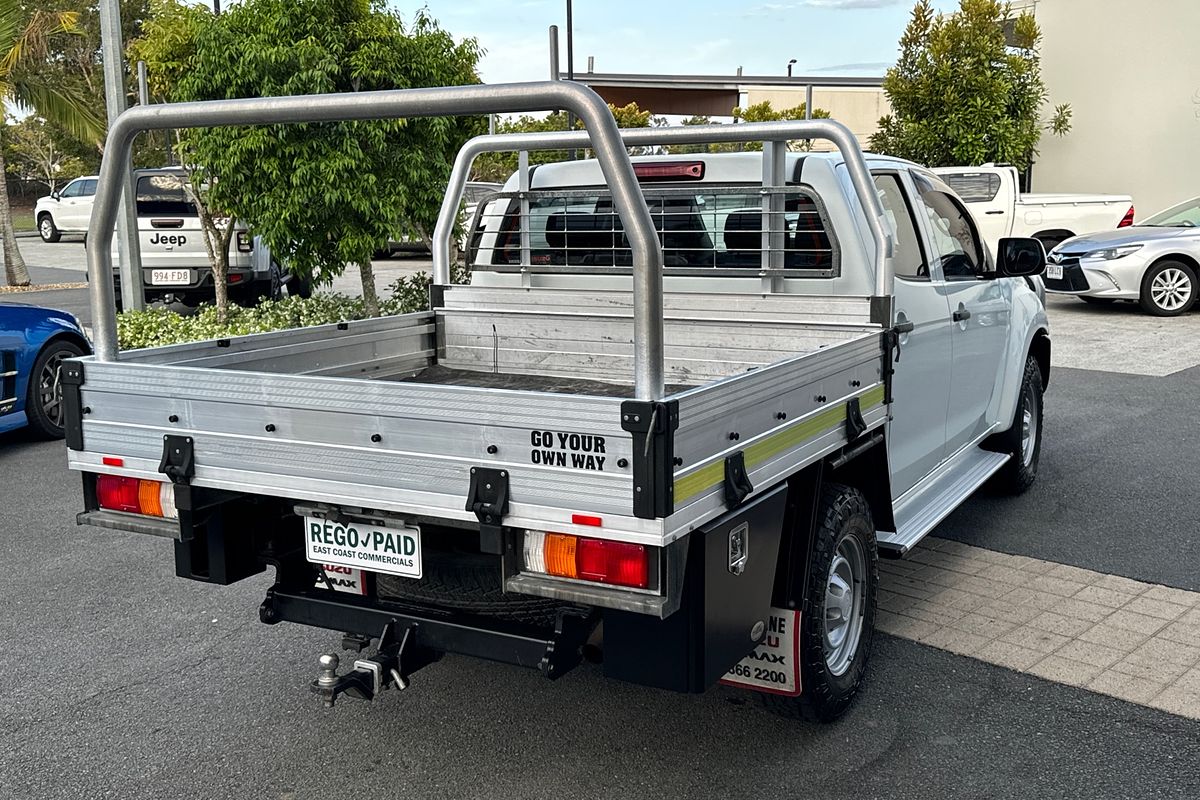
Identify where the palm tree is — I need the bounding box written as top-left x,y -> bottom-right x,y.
0,4 -> 105,287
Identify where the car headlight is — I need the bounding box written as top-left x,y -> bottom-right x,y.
1083,244 -> 1142,260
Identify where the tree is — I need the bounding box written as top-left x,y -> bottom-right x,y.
471,102 -> 663,182
4,115 -> 88,192
870,0 -> 1070,170
663,102 -> 829,155
130,0 -> 484,317
0,3 -> 105,286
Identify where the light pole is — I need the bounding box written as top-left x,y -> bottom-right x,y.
565,0 -> 576,160
787,59 -> 797,77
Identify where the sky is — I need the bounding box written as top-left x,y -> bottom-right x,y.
385,0 -> 962,85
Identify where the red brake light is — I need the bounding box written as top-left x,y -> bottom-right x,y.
96,475 -> 140,513
228,273 -> 244,284
633,161 -> 705,182
95,475 -> 176,518
576,538 -> 649,588
1118,206 -> 1135,227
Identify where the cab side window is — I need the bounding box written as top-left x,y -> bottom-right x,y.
59,181 -> 83,198
873,173 -> 928,280
913,174 -> 986,279
80,179 -> 98,197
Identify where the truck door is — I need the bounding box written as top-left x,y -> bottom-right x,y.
911,173 -> 1009,456
939,168 -> 1012,261
874,172 -> 953,497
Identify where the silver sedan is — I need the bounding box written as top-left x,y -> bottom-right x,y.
1044,196 -> 1200,316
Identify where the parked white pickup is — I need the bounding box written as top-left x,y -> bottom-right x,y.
935,164 -> 1134,255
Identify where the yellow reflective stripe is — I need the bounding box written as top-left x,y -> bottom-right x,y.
672,385 -> 886,504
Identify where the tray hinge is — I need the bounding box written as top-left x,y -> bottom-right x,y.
723,450 -> 754,509
61,359 -> 85,451
159,434 -> 195,485
620,399 -> 680,520
466,466 -> 509,554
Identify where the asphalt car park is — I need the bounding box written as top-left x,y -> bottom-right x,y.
3,248 -> 1200,798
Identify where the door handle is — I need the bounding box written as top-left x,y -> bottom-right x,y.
985,210 -> 1004,215
952,308 -> 972,322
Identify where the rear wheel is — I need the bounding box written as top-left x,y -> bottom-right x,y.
38,213 -> 61,243
25,339 -> 85,439
1139,260 -> 1196,316
758,483 -> 877,723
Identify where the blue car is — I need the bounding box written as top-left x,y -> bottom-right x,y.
1,302 -> 91,438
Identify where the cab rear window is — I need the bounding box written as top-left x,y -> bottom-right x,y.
488,188 -> 836,273
136,175 -> 197,216
942,173 -> 1001,203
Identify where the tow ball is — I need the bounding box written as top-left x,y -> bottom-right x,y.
311,621 -> 439,707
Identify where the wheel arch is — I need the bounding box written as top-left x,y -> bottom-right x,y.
1146,251 -> 1200,276
40,330 -> 92,358
1029,328 -> 1050,389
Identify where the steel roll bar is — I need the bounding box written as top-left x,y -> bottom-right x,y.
433,119 -> 895,312
84,82 -> 667,399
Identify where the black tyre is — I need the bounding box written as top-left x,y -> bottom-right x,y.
1079,296 -> 1115,305
759,483 -> 877,723
991,355 -> 1044,494
374,550 -> 569,627
1139,259 -> 1196,316
38,213 -> 61,243
287,270 -> 314,299
25,339 -> 85,439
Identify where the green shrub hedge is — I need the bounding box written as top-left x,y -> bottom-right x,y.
117,272 -> 439,350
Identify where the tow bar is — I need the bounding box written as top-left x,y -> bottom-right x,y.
311,621 -> 440,707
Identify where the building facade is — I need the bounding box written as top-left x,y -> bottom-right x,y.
1018,0 -> 1200,214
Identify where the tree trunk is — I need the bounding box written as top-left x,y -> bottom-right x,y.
0,138 -> 31,287
359,260 -> 379,317
212,221 -> 234,326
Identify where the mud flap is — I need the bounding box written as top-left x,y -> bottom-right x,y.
720,607 -> 802,697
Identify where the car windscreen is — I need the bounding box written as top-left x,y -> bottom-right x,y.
136,174 -> 196,216
488,187 -> 836,272
1141,198 -> 1200,227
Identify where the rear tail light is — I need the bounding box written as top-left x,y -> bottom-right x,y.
227,273 -> 244,284
523,530 -> 648,589
1118,206 -> 1135,227
96,475 -> 178,519
236,231 -> 252,252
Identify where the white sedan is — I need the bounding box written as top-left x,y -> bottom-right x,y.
1044,196 -> 1200,316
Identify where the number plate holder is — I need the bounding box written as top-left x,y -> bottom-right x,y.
1045,263 -> 1063,280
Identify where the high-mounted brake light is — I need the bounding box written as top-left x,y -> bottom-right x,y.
633,161 -> 705,182
96,475 -> 178,519
523,531 -> 648,589
1118,206 -> 1135,228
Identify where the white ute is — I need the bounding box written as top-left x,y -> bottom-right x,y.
67,85 -> 1052,723
936,163 -> 1134,254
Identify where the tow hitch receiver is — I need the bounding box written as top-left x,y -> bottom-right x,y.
311,621 -> 439,707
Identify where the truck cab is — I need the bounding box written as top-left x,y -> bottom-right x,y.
935,163 -> 1134,255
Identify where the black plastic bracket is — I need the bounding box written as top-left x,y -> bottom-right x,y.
61,359 -> 85,451
845,397 -> 867,442
723,451 -> 754,509
466,467 -> 509,554
428,283 -> 446,310
881,323 -> 911,406
158,434 -> 195,485
621,399 -> 680,519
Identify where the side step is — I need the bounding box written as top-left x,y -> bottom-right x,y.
877,448 -> 1010,556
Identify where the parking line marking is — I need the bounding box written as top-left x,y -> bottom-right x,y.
879,538 -> 1200,720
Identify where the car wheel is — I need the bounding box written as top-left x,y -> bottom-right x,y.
1139,260 -> 1197,316
25,339 -> 85,439
38,213 -> 61,243
1079,296 -> 1115,305
758,483 -> 877,723
990,354 -> 1044,494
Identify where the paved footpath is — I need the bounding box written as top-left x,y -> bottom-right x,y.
880,538 -> 1200,719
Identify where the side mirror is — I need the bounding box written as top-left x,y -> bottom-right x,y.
996,237 -> 1046,277
50,191 -> 60,201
